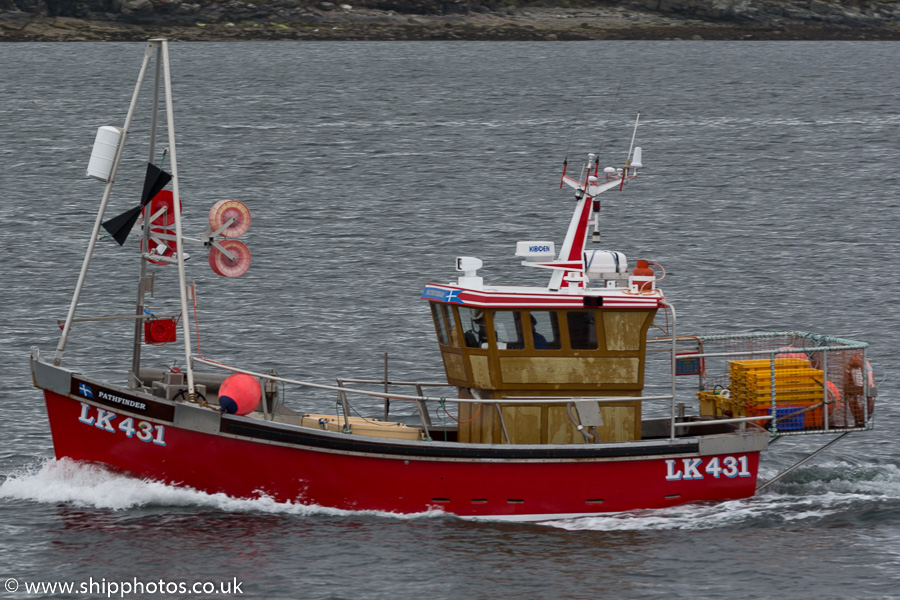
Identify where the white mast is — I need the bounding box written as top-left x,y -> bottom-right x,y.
55,39 -> 197,401
159,39 -> 197,399
54,43 -> 157,366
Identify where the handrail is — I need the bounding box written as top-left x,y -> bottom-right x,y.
662,347 -> 866,360
56,312 -> 179,326
505,395 -> 673,403
193,356 -> 669,407
696,330 -> 868,349
193,321 -> 873,441
674,415 -> 771,427
648,331 -> 868,352
336,378 -> 454,388
646,344 -> 867,359
665,301 -> 678,440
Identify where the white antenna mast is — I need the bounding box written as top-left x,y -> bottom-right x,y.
625,111 -> 641,165
619,111 -> 641,191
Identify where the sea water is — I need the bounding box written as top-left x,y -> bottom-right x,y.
1,41 -> 898,599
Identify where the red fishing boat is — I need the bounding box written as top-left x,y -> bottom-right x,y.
31,40 -> 878,520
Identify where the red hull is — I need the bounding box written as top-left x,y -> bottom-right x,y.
44,390 -> 761,518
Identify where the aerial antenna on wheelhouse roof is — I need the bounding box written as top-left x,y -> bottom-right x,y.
592,79 -> 622,159
619,110 -> 641,191
559,79 -> 592,189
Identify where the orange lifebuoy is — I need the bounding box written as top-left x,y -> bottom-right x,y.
813,380 -> 846,428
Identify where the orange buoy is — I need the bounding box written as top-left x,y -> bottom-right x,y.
218,374 -> 261,415
209,239 -> 251,278
632,259 -> 655,291
209,199 -> 251,238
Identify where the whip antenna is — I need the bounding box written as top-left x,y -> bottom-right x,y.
560,80 -> 590,188
625,110 -> 641,165
619,110 -> 641,191
594,79 -> 622,158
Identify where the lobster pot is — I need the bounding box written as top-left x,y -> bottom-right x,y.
690,332 -> 873,433
86,126 -> 123,182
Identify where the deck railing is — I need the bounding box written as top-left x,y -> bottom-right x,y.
192,327 -> 874,442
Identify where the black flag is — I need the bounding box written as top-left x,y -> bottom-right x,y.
102,163 -> 172,246
140,162 -> 172,207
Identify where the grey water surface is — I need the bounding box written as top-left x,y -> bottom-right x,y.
1,41 -> 898,599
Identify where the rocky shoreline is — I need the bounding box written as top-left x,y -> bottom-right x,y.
2,0 -> 900,41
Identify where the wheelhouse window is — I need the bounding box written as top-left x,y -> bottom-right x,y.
567,311 -> 598,350
431,303 -> 458,347
458,307 -> 488,348
529,311 -> 561,350
493,311 -> 524,349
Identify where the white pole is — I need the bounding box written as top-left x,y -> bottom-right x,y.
666,301 -> 678,440
130,43 -> 164,384
160,40 -> 197,398
618,111 -> 641,192
54,41 -> 158,366
625,111 -> 641,166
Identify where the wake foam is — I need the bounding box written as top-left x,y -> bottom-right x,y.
0,458 -> 443,520
543,460 -> 900,531
3,458 -> 896,528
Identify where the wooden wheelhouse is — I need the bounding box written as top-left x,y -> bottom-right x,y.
427,300 -> 656,444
